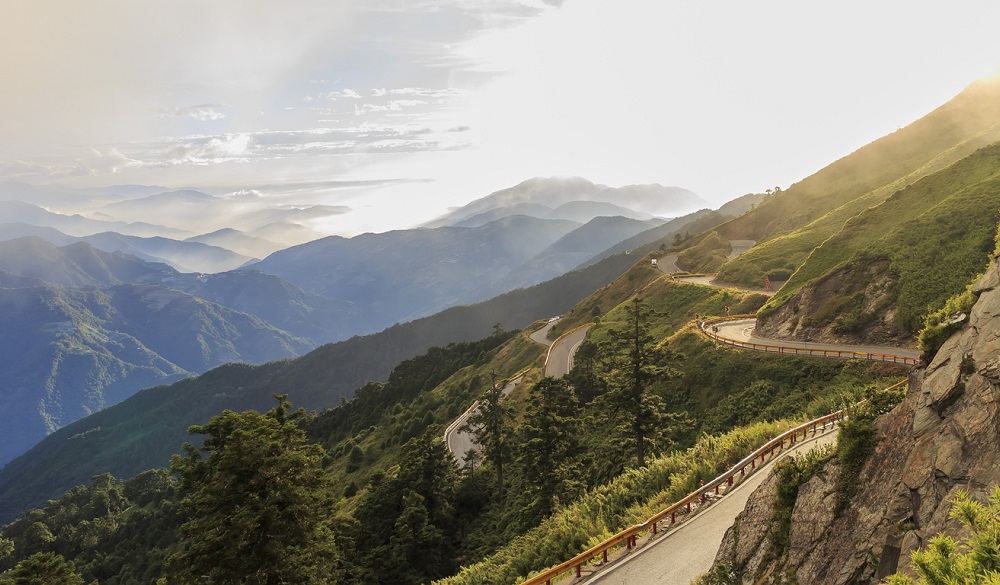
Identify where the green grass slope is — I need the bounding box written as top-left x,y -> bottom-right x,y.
713,74 -> 1000,286
757,143 -> 1000,342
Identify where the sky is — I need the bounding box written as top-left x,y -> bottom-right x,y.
3,0 -> 1000,236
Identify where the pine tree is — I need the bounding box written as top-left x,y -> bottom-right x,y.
517,377 -> 583,523
599,297 -> 683,468
166,395 -> 344,584
0,552 -> 85,585
463,371 -> 514,502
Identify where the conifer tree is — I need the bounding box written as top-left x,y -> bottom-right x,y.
166,395 -> 345,584
600,297 -> 682,468
517,377 -> 582,522
464,371 -> 514,502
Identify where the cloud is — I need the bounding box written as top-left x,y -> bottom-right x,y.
156,104 -> 228,121
77,148 -> 141,175
371,88 -> 388,97
328,89 -> 362,99
166,134 -> 252,163
448,125 -> 471,132
227,189 -> 264,200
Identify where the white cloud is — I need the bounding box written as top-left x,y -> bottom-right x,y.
371,88 -> 388,97
166,134 -> 252,163
328,89 -> 362,99
156,104 -> 228,122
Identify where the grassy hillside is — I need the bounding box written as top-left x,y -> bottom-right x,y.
712,75 -> 1000,286
757,143 -> 1000,339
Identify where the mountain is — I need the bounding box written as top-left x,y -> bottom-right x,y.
81,232 -> 252,273
712,74 -> 1000,288
247,222 -> 325,248
546,200 -> 662,223
0,227 -> 254,274
165,269 -> 366,345
452,202 -> 556,227
0,280 -> 312,467
251,215 -> 582,329
0,200 -> 194,239
0,237 -> 175,287
706,252 -> 1000,582
424,177 -> 705,227
97,190 -> 349,236
0,191 -> 735,522
471,215 -> 660,296
185,228 -> 285,259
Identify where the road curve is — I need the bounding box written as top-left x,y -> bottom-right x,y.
444,376 -> 521,464
711,318 -> 921,361
545,325 -> 592,378
587,430 -> 838,585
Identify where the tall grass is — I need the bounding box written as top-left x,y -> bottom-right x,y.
436,420 -> 795,585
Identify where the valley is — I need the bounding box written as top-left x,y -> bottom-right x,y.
1,46 -> 1000,585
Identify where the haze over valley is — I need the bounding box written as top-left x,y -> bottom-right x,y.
3,2 -> 1000,584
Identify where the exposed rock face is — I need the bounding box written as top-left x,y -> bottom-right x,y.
711,253 -> 1000,584
756,260 -> 916,348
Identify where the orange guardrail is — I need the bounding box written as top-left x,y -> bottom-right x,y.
699,316 -> 920,366
519,379 -> 908,585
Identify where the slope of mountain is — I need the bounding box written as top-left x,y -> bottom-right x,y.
0,237 -> 176,287
185,228 -> 285,259
98,190 -> 350,235
166,269 -> 366,345
0,200 -> 193,239
712,74 -> 1000,287
247,222 -> 324,247
0,280 -> 312,468
425,177 -> 704,227
707,251 -> 1000,583
472,215 -> 659,297
251,215 -> 582,328
755,141 -> 1000,346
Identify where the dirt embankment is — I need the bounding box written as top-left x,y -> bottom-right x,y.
756,260 -> 916,349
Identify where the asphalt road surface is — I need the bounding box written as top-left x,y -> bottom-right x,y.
711,318 -> 921,361
587,430 -> 839,585
444,376 -> 520,464
545,325 -> 592,378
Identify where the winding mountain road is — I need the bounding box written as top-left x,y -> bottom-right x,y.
445,318 -> 593,463
587,430 -> 838,585
711,318 -> 921,361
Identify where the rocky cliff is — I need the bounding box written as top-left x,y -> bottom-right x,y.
708,250 -> 1000,583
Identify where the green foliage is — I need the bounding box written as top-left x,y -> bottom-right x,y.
918,281 -> 980,362
677,231 -> 731,273
833,384 -> 905,513
352,432 -> 459,585
886,487 -> 1000,584
166,395 -> 346,584
438,420 -> 795,585
597,298 -> 683,468
514,378 -> 583,525
463,372 -> 516,502
0,552 -> 85,585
